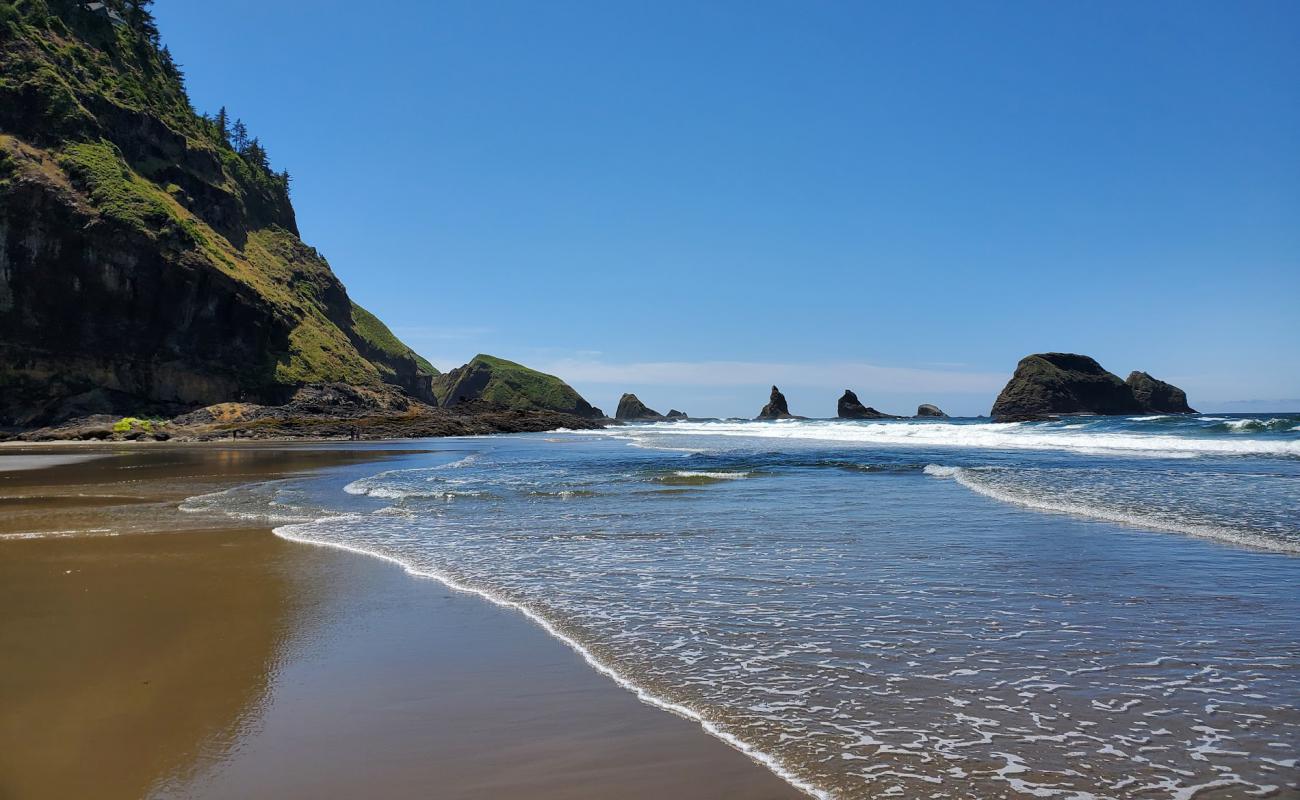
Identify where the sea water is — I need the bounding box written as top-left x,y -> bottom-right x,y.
183,414 -> 1300,798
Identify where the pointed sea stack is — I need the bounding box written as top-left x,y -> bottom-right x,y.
615,393 -> 665,421
837,390 -> 898,419
916,404 -> 947,418
991,353 -> 1140,420
1126,372 -> 1195,414
665,409 -> 688,420
756,386 -> 797,420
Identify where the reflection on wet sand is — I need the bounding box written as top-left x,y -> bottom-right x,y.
0,528 -> 302,800
0,446 -> 389,800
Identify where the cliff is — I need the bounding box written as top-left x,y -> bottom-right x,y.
0,2 -> 437,425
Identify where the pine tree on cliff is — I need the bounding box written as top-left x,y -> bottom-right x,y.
231,119 -> 249,152
215,106 -> 229,143
245,137 -> 269,170
126,0 -> 159,44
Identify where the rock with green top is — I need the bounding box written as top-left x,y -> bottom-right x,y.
434,355 -> 602,419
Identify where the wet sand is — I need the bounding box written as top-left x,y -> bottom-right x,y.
0,445 -> 801,799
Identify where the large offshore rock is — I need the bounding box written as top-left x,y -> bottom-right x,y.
990,353 -> 1144,420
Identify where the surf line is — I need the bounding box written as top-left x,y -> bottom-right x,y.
272,519 -> 832,800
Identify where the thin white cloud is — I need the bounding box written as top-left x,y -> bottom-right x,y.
530,357 -> 1006,394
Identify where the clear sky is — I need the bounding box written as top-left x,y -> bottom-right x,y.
155,1 -> 1299,417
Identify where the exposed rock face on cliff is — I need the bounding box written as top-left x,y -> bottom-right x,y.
1126,372 -> 1196,414
615,393 -> 665,421
433,355 -> 602,419
916,404 -> 947,418
0,4 -> 441,426
665,409 -> 688,420
757,385 -> 798,419
991,353 -> 1193,420
837,390 -> 897,419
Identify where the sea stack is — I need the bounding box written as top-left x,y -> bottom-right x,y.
756,386 -> 797,420
990,353 -> 1193,420
837,390 -> 897,419
916,404 -> 947,418
615,393 -> 665,421
1126,372 -> 1196,414
665,409 -> 688,420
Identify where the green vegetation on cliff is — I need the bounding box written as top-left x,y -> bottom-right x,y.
0,0 -> 437,424
433,355 -> 601,419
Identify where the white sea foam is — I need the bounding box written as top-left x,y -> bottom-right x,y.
584,420 -> 1300,457
272,517 -> 832,800
924,465 -> 1300,554
673,470 -> 751,480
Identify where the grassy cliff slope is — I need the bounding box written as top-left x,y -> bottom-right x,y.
0,0 -> 436,424
433,354 -> 602,419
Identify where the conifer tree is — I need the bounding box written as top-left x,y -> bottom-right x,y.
246,138 -> 269,170
231,119 -> 249,152
215,107 -> 229,144
126,0 -> 159,43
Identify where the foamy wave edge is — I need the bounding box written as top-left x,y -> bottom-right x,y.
583,421 -> 1300,457
924,465 -> 1300,555
271,519 -> 830,800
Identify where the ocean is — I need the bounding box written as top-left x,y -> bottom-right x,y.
183,414 -> 1300,799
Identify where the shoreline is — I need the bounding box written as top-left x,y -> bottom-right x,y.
0,444 -> 804,799
275,523 -> 827,800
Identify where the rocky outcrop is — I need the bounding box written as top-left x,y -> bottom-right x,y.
665,409 -> 688,420
8,387 -> 605,443
433,355 -> 601,419
991,353 -> 1193,420
1126,372 -> 1196,414
837,390 -> 898,419
757,385 -> 799,420
615,393 -> 665,421
916,404 -> 947,418
0,6 -> 438,426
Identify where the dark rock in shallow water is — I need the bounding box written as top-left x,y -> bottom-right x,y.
837,390 -> 897,419
665,409 -> 688,420
757,386 -> 799,420
916,404 -> 947,418
615,393 -> 665,421
991,353 -> 1144,420
1126,372 -> 1195,414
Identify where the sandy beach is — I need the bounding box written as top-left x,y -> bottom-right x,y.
0,445 -> 801,800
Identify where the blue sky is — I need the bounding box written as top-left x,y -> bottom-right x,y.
156,1 -> 1299,417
